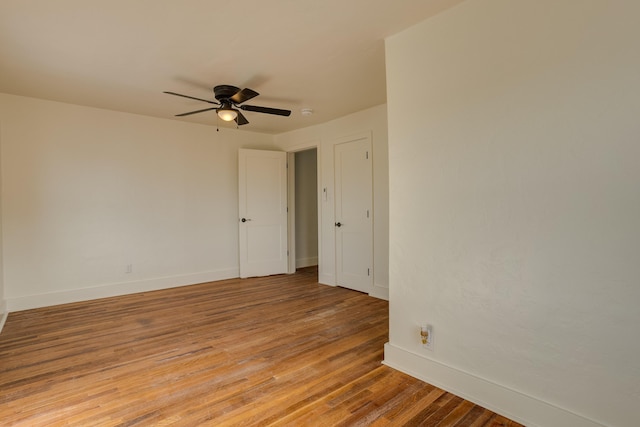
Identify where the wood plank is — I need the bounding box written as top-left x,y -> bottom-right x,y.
0,267 -> 525,426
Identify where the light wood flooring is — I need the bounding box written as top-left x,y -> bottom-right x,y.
0,267 -> 524,426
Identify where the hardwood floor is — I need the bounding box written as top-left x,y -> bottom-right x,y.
0,268 -> 524,426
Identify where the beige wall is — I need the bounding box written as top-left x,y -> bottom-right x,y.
384,1 -> 640,426
0,93 -> 274,310
0,118 -> 5,327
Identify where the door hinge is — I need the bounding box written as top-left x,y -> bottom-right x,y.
367,268 -> 370,276
366,151 -> 369,160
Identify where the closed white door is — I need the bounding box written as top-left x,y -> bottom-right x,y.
334,137 -> 373,293
238,149 -> 288,278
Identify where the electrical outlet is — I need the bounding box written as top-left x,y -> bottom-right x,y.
420,324 -> 433,350
126,264 -> 133,274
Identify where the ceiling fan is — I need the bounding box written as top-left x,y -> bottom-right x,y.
164,85 -> 291,126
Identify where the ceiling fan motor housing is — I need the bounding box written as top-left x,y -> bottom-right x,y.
214,85 -> 241,102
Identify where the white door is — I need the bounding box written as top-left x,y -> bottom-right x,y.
238,149 -> 288,278
334,137 -> 373,293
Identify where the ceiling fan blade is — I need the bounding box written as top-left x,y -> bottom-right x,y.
230,88 -> 259,104
240,104 -> 292,116
235,111 -> 249,125
164,91 -> 219,105
175,107 -> 217,117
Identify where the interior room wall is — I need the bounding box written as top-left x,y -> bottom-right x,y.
294,149 -> 318,268
0,120 -> 6,331
275,104 -> 389,300
384,1 -> 640,426
0,93 -> 274,311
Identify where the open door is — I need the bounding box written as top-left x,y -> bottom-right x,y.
238,149 -> 288,278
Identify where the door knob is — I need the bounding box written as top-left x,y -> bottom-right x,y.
335,222 -> 342,227
241,218 -> 252,223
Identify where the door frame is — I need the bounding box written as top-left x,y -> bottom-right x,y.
286,142 -> 321,274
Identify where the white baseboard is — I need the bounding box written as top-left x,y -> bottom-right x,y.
6,268 -> 239,312
295,257 -> 318,269
370,284 -> 389,301
0,299 -> 8,334
317,274 -> 388,300
383,343 -> 604,427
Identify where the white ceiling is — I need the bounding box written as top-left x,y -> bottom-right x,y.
0,0 -> 463,134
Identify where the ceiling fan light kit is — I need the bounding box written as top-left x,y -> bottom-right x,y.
164,85 -> 291,127
217,103 -> 238,122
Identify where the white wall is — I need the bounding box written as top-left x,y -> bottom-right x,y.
0,119 -> 6,331
275,104 -> 389,300
294,149 -> 318,268
384,1 -> 640,426
0,93 -> 274,311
